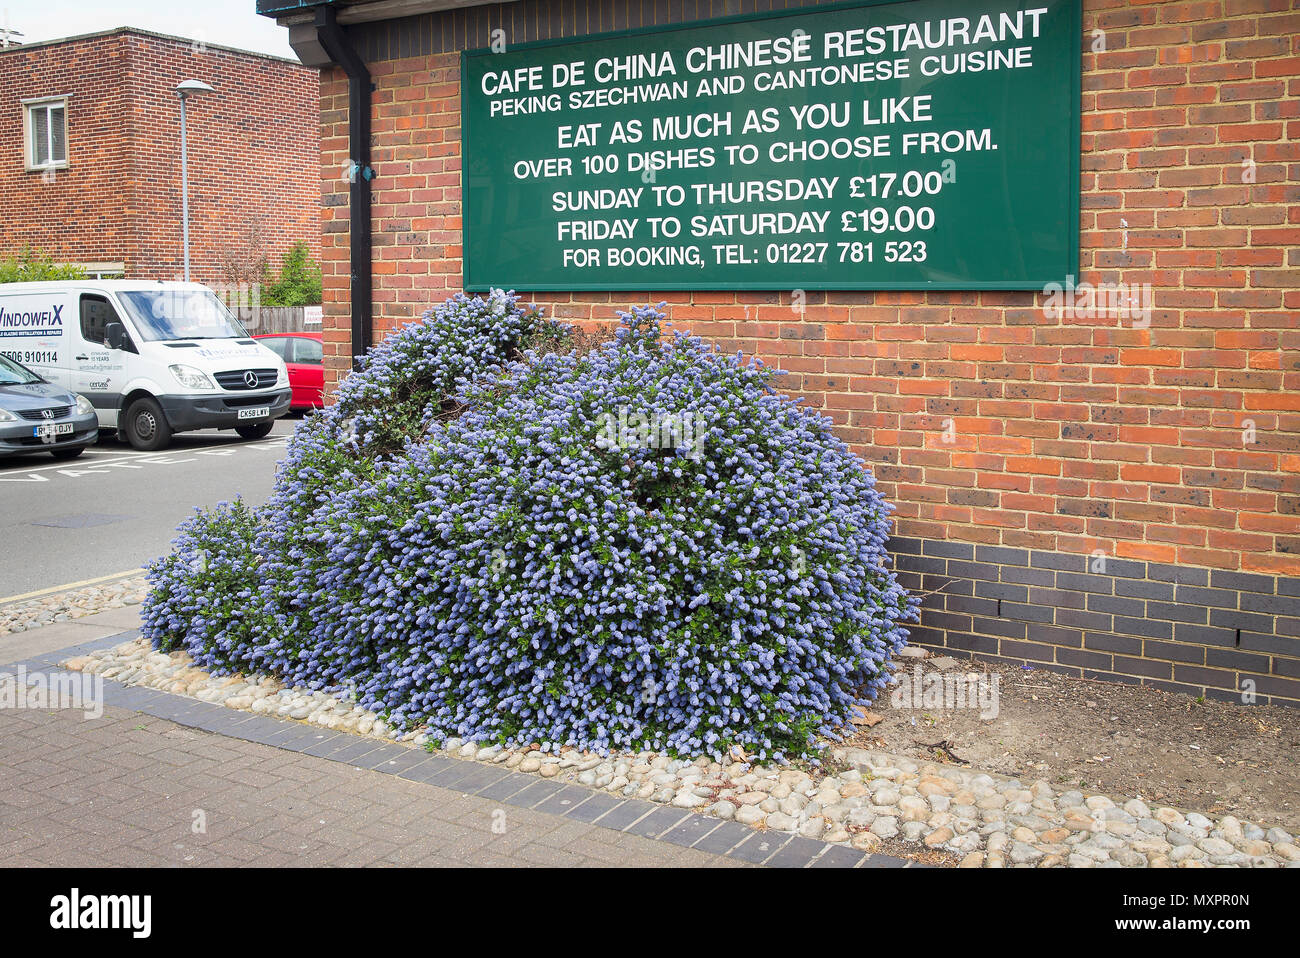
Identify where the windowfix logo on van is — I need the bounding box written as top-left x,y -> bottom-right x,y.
0,304 -> 64,338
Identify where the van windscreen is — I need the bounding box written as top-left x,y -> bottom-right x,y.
117,289 -> 248,342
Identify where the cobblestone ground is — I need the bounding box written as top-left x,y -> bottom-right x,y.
0,704 -> 745,868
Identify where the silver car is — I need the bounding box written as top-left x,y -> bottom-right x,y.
0,354 -> 100,460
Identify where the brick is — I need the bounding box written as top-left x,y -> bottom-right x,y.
1055,572 -> 1115,595
1084,631 -> 1144,656
1112,655 -> 1173,680
1102,558 -> 1148,580
1056,608 -> 1115,632
999,639 -> 1057,662
974,581 -> 1030,603
1087,593 -> 1147,618
1205,647 -> 1271,673
1251,675 -> 1300,702
1000,565 -> 1058,588
1147,601 -> 1209,625
1239,632 -> 1299,657
888,537 -> 923,556
1146,563 -> 1211,586
1030,551 -> 1089,573
1000,602 -> 1054,624
974,545 -> 1030,567
1024,624 -> 1084,648
1209,570 -> 1276,594
922,540 -> 976,560
1030,587 -> 1088,610
896,554 -> 948,576
1174,585 -> 1240,609
1054,647 -> 1114,670
1171,623 -> 1239,647
945,595 -> 1000,618
946,560 -> 1002,583
1208,607 -> 1273,633
1143,640 -> 1206,665
969,615 -> 1028,639
1241,592 -> 1300,617
945,632 -> 999,656
1115,578 -> 1175,601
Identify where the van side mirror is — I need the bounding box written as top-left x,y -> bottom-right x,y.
105,322 -> 127,350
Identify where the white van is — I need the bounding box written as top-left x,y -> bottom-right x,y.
0,280 -> 291,450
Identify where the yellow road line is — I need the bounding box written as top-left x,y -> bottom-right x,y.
0,569 -> 144,606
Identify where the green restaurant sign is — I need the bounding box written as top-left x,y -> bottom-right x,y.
461,0 -> 1081,291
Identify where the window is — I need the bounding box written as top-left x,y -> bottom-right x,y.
259,337 -> 289,360
291,337 -> 322,364
77,262 -> 126,279
117,289 -> 247,342
24,97 -> 69,171
80,295 -> 119,347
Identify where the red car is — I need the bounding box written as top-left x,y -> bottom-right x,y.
254,332 -> 324,411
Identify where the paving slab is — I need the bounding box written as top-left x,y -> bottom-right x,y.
0,702 -> 745,868
0,619 -> 132,667
0,631 -> 918,868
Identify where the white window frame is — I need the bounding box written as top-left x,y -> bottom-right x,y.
22,95 -> 70,172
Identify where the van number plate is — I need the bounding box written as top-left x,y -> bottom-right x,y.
237,406 -> 269,421
33,422 -> 74,440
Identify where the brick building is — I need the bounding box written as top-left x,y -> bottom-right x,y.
0,27 -> 321,284
258,0 -> 1300,705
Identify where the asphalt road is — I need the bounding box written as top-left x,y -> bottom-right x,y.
0,417 -> 299,599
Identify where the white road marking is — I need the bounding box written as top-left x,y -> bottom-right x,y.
0,436 -> 288,482
0,568 -> 143,605
0,451 -> 152,479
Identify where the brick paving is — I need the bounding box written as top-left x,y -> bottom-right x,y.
0,703 -> 742,868
0,619 -> 919,868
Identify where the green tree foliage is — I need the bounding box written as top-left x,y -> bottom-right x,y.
0,247 -> 86,283
260,242 -> 322,307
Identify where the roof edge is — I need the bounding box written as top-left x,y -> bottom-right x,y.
0,25 -> 304,65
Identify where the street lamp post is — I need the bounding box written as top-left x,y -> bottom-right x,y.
176,79 -> 215,282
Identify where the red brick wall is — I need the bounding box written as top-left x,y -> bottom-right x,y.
0,29 -> 321,284
318,0 -> 1300,577
0,32 -> 131,263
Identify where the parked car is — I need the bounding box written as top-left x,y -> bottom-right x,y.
0,280 -> 291,451
0,353 -> 100,460
253,332 -> 324,411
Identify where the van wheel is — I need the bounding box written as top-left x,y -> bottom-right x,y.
50,447 -> 85,460
235,422 -> 273,440
124,397 -> 171,451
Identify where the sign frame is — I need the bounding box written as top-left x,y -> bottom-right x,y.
460,0 -> 1082,292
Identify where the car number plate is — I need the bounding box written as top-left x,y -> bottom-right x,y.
238,406 -> 270,420
33,422 -> 74,439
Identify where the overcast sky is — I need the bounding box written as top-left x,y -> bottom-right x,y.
2,0 -> 297,59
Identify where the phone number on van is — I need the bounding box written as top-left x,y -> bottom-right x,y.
1,349 -> 58,365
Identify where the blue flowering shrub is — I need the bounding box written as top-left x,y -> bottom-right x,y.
143,290 -> 918,761
146,498 -> 268,672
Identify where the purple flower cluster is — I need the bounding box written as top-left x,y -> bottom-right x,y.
143,292 -> 918,761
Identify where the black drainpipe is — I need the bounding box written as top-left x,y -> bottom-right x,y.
314,5 -> 373,369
